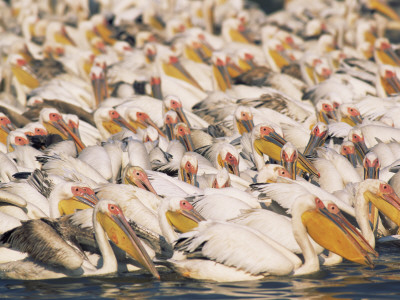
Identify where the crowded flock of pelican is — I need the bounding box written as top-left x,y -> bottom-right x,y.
1,0 -> 400,282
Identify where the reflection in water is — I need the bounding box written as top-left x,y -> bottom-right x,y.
2,244 -> 400,299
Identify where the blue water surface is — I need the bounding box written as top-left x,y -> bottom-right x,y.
2,243 -> 400,299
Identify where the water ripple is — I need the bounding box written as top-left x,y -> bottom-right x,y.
2,244 -> 400,299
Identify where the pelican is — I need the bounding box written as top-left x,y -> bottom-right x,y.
93,107 -> 138,139
122,165 -> 158,195
165,194 -> 375,282
251,123 -> 320,177
340,141 -> 358,168
280,142 -> 298,179
0,200 -> 159,280
38,154 -> 109,186
0,113 -> 17,147
39,108 -> 86,152
374,38 -> 400,66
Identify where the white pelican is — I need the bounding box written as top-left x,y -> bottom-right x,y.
352,179 -> 400,248
252,177 -> 355,217
340,141 -> 358,168
38,153 -> 108,187
251,123 -> 320,177
166,194 -> 375,282
191,189 -> 261,221
0,200 -> 159,280
374,38 -> 400,66
39,108 -> 86,152
0,113 -> 17,149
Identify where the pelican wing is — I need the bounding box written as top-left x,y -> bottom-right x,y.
0,219 -> 84,270
281,123 -> 311,151
230,209 -> 323,254
175,220 -> 294,276
328,122 -> 352,138
251,182 -> 310,215
147,170 -> 202,196
192,194 -> 252,221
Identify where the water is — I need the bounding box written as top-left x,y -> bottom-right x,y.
2,243 -> 400,299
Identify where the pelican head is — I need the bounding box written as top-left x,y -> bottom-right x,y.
164,110 -> 178,140
150,74 -> 162,100
56,183 -> 99,216
94,107 -> 137,137
362,180 -> 400,228
252,123 -> 285,157
328,50 -> 347,69
318,34 -> 337,53
64,114 -> 82,140
363,152 -> 380,179
22,122 -> 48,137
265,38 -> 292,71
304,19 -> 327,37
275,30 -> 299,50
159,50 -> 203,90
234,106 -> 254,135
142,126 -> 159,143
253,124 -> 319,177
184,36 -> 209,64
7,129 -> 29,152
257,164 -> 291,183
136,31 -> 156,49
222,18 -> 252,43
164,197 -> 205,233
374,38 -> 400,66
340,104 -> 363,126
211,168 -> 231,188
125,107 -> 165,138
316,99 -> 337,124
95,200 -> 160,279
144,43 -> 157,63
295,195 -> 376,268
8,53 -> 39,89
211,52 -> 232,91
236,48 -> 256,71
179,152 -> 199,187
216,144 -> 239,176
280,142 -> 298,180
165,18 -> 186,40
0,113 -> 16,145
46,22 -> 76,46
123,165 -> 157,195
163,95 -> 191,128
314,62 -> 332,83
303,122 -> 328,156
378,64 -> 400,97
174,123 -> 194,151
91,14 -> 117,46
90,36 -> 107,55
90,65 -> 108,107
348,128 -> 368,161
340,141 -> 358,167
40,108 -> 85,151
191,28 -> 214,57
113,41 -> 133,58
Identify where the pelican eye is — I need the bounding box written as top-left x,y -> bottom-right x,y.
328,204 -> 339,214
278,169 -> 287,176
180,200 -> 193,210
